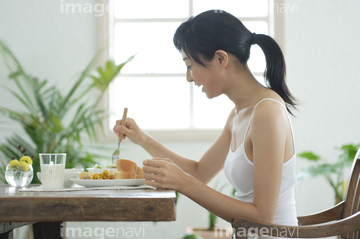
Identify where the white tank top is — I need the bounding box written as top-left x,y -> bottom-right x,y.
224,98 -> 298,226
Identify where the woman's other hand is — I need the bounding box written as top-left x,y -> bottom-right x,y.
143,158 -> 187,190
113,118 -> 147,145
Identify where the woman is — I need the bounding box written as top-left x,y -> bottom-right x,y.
113,10 -> 298,231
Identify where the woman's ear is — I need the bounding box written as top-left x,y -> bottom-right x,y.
214,50 -> 229,69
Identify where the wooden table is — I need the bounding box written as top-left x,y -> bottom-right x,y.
0,184 -> 176,238
0,184 -> 176,222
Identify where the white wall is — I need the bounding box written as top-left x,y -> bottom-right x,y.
286,0 -> 360,215
1,0 -> 360,238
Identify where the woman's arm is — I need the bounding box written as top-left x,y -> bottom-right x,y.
114,111 -> 233,184
143,102 -> 289,223
140,126 -> 231,184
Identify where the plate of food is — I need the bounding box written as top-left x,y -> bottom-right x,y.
72,159 -> 145,187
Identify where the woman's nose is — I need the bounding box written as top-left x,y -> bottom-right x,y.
186,71 -> 193,82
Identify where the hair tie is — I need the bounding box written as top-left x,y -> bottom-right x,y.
251,32 -> 257,45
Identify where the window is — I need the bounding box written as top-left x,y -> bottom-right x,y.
107,0 -> 277,140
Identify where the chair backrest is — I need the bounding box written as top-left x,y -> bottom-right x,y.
343,149 -> 360,219
342,149 -> 360,239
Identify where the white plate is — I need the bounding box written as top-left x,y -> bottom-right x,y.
71,178 -> 145,187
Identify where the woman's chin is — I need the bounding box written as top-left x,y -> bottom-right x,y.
204,91 -> 222,99
204,91 -> 215,99
202,87 -> 221,99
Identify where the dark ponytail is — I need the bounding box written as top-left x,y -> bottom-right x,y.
253,34 -> 297,115
174,10 -> 297,114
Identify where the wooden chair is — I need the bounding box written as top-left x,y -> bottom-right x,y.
232,149 -> 360,239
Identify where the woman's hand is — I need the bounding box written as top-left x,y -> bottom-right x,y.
142,158 -> 188,190
113,118 -> 147,145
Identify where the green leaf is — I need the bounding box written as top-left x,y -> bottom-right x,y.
298,151 -> 321,161
338,144 -> 360,164
208,212 -> 217,231
8,70 -> 21,79
49,113 -> 64,132
91,55 -> 135,91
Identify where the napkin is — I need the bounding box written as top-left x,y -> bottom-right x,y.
19,185 -> 155,192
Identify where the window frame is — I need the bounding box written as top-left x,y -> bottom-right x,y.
98,0 -> 284,143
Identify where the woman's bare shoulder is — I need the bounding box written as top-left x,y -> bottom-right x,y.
251,99 -> 288,129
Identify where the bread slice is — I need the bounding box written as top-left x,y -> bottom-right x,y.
136,166 -> 144,179
115,172 -> 136,179
116,159 -> 137,174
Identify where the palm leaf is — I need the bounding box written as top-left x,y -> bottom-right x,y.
91,55 -> 135,91
58,53 -> 100,117
0,41 -> 38,116
0,107 -> 26,122
0,83 -> 32,111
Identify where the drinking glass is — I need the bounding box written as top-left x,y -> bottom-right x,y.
39,153 -> 66,189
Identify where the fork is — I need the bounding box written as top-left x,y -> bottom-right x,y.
112,107 -> 128,164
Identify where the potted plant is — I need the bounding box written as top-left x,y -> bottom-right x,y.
0,39 -> 134,183
298,144 -> 360,204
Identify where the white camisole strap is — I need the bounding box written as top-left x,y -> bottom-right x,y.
242,98 -> 296,152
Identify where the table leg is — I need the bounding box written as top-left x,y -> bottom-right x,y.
0,231 -> 12,239
32,222 -> 62,239
0,222 -> 31,239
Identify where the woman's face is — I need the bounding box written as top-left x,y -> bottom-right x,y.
181,50 -> 222,99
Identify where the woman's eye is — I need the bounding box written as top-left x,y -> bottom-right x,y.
186,66 -> 191,70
